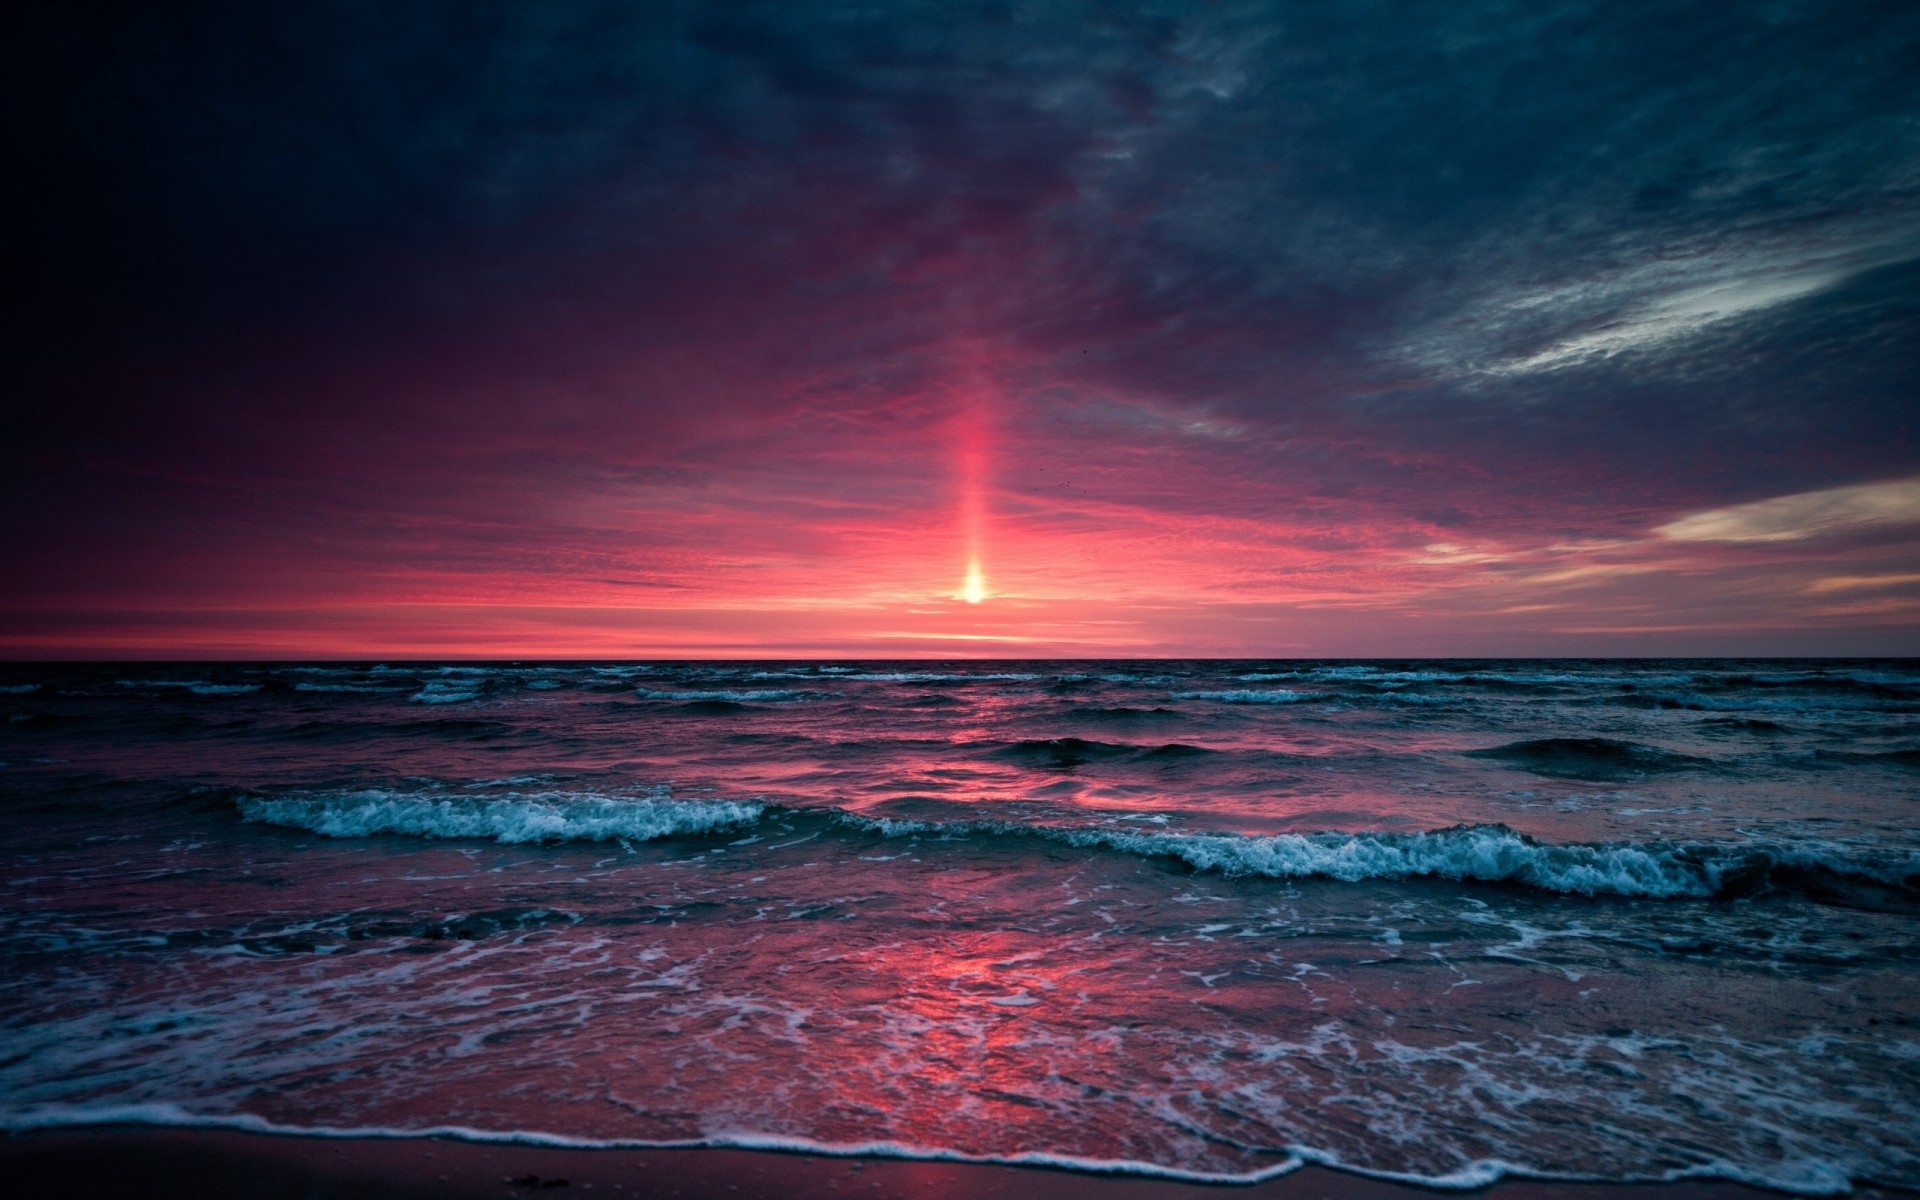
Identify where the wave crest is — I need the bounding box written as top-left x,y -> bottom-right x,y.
234,790 -> 1918,905
239,790 -> 764,844
852,817 -> 1918,902
1076,824 -> 1733,897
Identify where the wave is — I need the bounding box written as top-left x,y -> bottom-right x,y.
1691,672 -> 1920,701
118,680 -> 261,696
1171,689 -> 1317,704
1297,666 -> 1691,689
237,790 -> 1919,904
989,738 -> 1217,769
238,789 -> 764,844
1698,717 -> 1790,733
1631,690 -> 1920,714
1465,738 -> 1708,780
853,818 -> 1915,901
1805,747 -> 1920,770
279,717 -> 518,741
901,693 -> 966,707
634,688 -> 810,703
1124,826 -> 1916,901
1075,705 -> 1180,720
842,672 -> 1043,683
666,699 -> 755,714
409,681 -> 482,704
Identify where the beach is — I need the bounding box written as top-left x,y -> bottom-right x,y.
6,1129 -> 1880,1200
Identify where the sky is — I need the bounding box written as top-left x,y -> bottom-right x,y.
5,0 -> 1919,658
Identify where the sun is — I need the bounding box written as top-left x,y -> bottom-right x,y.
962,559 -> 987,604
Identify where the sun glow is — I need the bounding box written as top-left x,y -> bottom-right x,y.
952,349 -> 995,609
962,559 -> 987,604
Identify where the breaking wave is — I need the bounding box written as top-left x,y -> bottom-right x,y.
236,791 -> 1919,903
1040,822 -> 1919,901
238,789 -> 764,844
842,817 -> 1915,901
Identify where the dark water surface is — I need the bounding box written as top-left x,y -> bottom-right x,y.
2,661 -> 1917,1191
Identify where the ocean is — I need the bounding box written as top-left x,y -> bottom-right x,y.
2,660 -> 1916,1193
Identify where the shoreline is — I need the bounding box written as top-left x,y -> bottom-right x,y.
3,1128 -> 1910,1200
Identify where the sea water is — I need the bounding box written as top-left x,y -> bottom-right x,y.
1,661 -> 1915,1191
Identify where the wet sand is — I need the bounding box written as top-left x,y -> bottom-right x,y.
4,1129 -> 1905,1200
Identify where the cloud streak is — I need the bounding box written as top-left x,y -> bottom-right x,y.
1657,478 -> 1920,543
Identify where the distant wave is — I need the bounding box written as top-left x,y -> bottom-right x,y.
410,681 -> 483,704
239,789 -> 764,843
842,671 -> 1042,683
989,737 -> 1218,768
1698,717 -> 1790,733
1628,691 -> 1920,714
1807,747 -> 1920,770
1464,737 -> 1708,780
280,717 -> 518,741
634,688 -> 811,703
1077,705 -> 1180,720
1697,672 -> 1920,700
1170,689 -> 1317,704
118,680 -> 261,696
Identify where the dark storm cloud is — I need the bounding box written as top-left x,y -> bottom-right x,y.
15,2 -> 1914,367
1027,2 -> 1920,493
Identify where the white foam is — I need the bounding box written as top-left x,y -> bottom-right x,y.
410,681 -> 481,704
239,789 -> 764,844
0,1102 -> 1309,1183
0,1105 -> 1868,1194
